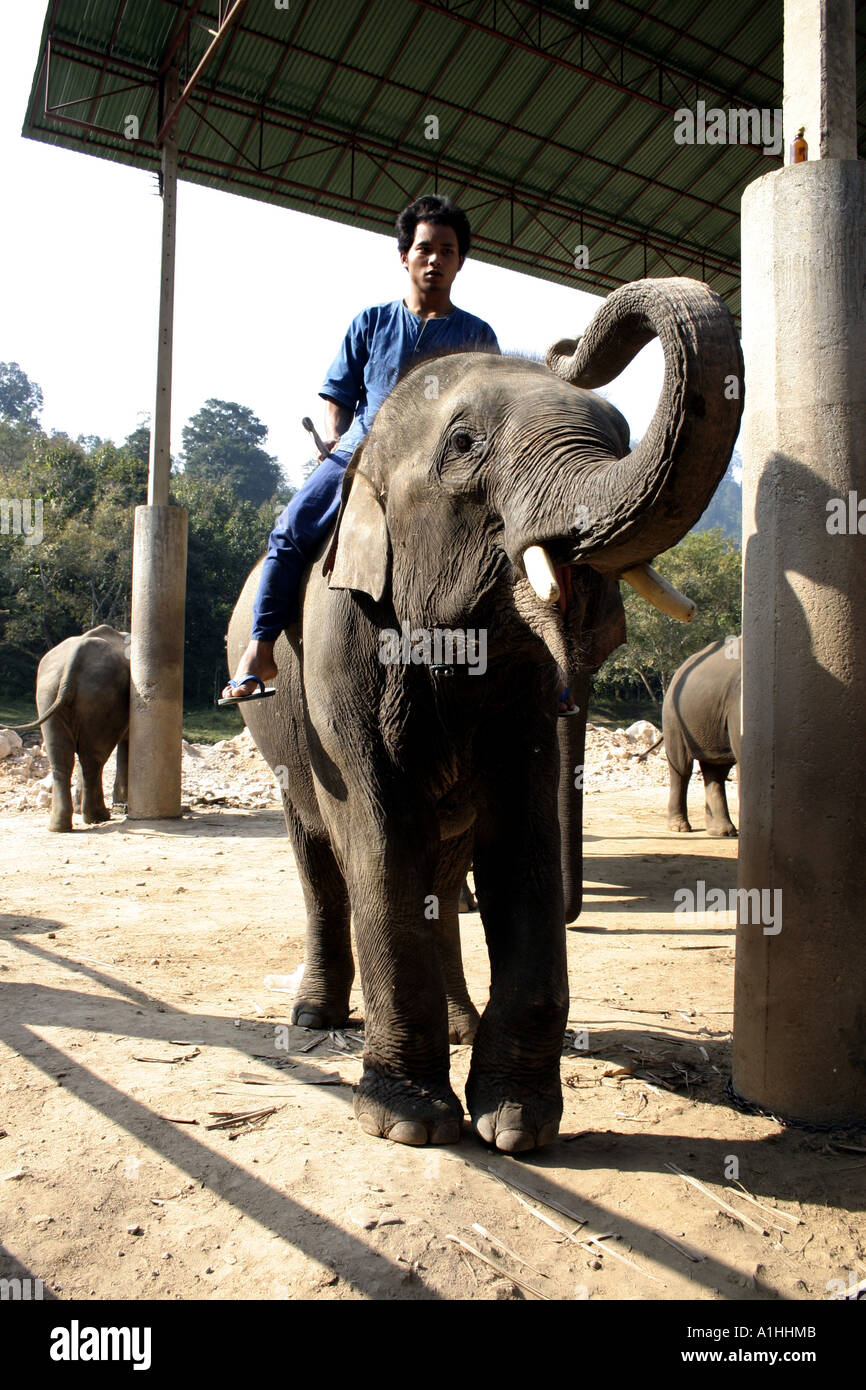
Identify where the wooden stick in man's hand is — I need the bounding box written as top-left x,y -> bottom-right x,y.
302,416 -> 331,459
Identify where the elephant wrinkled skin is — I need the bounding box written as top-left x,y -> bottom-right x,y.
11,625 -> 130,833
228,278 -> 744,1152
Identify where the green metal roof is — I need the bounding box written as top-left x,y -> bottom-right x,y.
23,1 -> 866,318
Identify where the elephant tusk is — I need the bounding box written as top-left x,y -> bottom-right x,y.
523,546 -> 560,605
621,563 -> 696,622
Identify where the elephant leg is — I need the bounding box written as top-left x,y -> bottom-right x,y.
434,832 -> 481,1045
78,750 -> 111,824
282,796 -> 354,1031
348,802 -> 463,1147
700,761 -> 737,837
112,734 -> 129,809
666,757 -> 693,832
457,878 -> 477,913
42,721 -> 74,833
465,719 -> 568,1153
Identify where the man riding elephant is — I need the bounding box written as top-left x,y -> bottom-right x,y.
227,272 -> 744,1151
222,194 -> 500,705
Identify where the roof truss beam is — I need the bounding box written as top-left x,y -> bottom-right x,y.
410,0 -> 776,117
34,35 -> 738,287
156,0 -> 249,144
42,35 -> 750,232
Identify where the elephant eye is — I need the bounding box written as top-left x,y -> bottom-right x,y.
453,431 -> 473,452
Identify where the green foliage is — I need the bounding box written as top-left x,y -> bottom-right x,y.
123,424 -> 151,466
0,428 -> 145,686
171,474 -> 286,702
0,362 -> 43,425
594,528 -> 742,708
1,400 -> 294,702
181,701 -> 248,744
181,399 -> 281,506
692,454 -> 742,543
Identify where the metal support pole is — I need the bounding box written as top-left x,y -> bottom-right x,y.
127,68 -> 188,820
149,69 -> 178,507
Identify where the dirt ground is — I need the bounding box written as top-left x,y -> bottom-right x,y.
1,762 -> 864,1303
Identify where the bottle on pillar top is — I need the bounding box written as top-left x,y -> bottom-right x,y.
791,126 -> 808,163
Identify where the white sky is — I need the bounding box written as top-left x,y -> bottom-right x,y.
1,6 -> 667,488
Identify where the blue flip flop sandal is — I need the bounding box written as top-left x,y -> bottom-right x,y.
557,685 -> 581,716
217,675 -> 278,707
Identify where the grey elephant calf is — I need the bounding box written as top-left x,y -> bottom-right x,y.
663,636 -> 741,837
11,625 -> 130,832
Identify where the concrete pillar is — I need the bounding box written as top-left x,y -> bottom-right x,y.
127,69 -> 187,820
128,507 -> 188,818
734,0 -> 866,1124
782,0 -> 857,159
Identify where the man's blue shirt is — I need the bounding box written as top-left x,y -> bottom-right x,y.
320,299 -> 500,458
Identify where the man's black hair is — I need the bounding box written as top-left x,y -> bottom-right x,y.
395,195 -> 471,259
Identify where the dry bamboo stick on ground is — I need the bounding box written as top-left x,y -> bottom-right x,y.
495,1182 -> 584,1246
666,1163 -> 767,1235
578,1235 -> 666,1286
726,1183 -> 802,1228
472,1223 -> 550,1279
205,1106 -> 278,1131
651,1229 -> 706,1263
488,1166 -> 587,1228
446,1235 -> 550,1300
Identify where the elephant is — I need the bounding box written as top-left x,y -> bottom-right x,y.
228,277 -> 743,1152
663,636 -> 741,837
10,625 -> 130,832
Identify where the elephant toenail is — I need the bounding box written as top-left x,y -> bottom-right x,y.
430,1119 -> 462,1145
356,1113 -> 383,1137
387,1121 -> 429,1146
495,1128 -> 535,1153
473,1116 -> 496,1145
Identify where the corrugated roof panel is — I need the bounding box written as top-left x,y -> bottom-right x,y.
21,0 -> 866,318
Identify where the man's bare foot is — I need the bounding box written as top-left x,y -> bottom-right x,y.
221,640 -> 279,700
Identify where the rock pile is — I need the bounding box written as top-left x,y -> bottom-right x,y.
584,719 -> 667,793
0,728 -> 23,760
0,719 -> 681,816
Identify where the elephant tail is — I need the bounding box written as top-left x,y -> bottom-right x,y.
5,657 -> 81,730
635,735 -> 664,762
6,690 -> 66,730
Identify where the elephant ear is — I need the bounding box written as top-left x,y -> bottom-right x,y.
324,446 -> 390,602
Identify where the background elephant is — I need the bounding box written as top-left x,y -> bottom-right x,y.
10,624 -> 130,832
663,636 -> 741,837
228,277 -> 743,1153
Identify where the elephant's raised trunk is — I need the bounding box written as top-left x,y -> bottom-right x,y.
544,277 -> 743,573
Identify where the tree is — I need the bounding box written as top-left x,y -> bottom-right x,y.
0,429 -> 146,684
123,423 -> 151,466
180,400 -> 282,506
0,362 -> 43,425
594,528 -> 742,707
692,453 -> 742,543
1,397 -> 296,703
171,473 -> 291,701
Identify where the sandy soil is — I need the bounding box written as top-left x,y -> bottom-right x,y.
1,758 -> 864,1303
